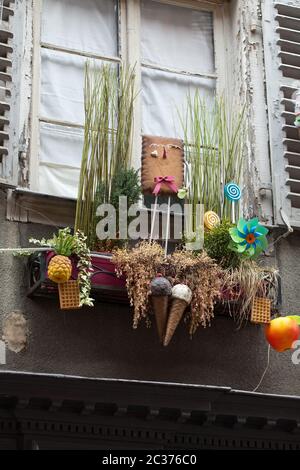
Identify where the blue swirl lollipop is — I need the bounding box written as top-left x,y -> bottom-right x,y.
224,183 -> 241,223
224,183 -> 241,202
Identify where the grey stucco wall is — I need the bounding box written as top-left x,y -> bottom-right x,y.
0,191 -> 299,396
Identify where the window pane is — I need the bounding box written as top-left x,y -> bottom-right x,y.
39,164 -> 80,199
41,0 -> 118,57
40,49 -> 106,125
39,122 -> 84,168
141,67 -> 215,138
141,0 -> 214,73
39,123 -> 83,198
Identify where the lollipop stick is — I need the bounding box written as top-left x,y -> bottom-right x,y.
149,196 -> 158,243
164,196 -> 171,257
232,202 -> 235,224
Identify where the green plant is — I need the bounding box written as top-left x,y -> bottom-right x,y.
92,167 -> 141,251
30,228 -> 93,307
180,93 -> 245,228
204,220 -> 241,269
75,62 -> 137,247
110,167 -> 141,210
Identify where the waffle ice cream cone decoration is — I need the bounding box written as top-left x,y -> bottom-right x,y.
150,274 -> 172,343
164,284 -> 192,346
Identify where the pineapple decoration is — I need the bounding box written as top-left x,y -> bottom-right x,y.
47,230 -> 75,284
48,256 -> 72,284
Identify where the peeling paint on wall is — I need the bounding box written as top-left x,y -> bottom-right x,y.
2,311 -> 27,353
228,0 -> 274,224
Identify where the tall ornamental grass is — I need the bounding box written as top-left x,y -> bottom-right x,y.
180,92 -> 245,227
75,62 -> 136,247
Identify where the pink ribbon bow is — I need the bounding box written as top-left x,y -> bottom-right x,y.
152,176 -> 178,196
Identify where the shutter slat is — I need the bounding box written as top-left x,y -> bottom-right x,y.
1,7 -> 14,22
279,51 -> 300,67
286,178 -> 300,193
278,39 -> 300,55
284,151 -> 300,166
0,116 -> 9,126
276,14 -> 300,31
0,130 -> 9,141
0,146 -> 8,156
0,71 -> 11,82
286,165 -> 300,179
279,62 -> 300,79
276,27 -> 300,43
281,97 -> 295,112
0,28 -> 12,41
283,138 -> 300,153
283,124 -> 300,139
280,84 -> 298,97
282,111 -> 296,124
275,3 -> 300,18
287,192 -> 300,209
0,57 -> 12,69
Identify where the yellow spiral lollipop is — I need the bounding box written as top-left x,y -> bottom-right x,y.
204,211 -> 220,231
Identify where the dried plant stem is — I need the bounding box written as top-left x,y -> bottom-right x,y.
75,62 -> 136,247
180,93 -> 245,226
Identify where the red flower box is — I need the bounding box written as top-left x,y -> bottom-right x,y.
27,250 -> 128,304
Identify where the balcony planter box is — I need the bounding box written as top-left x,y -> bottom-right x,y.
27,250 -> 127,304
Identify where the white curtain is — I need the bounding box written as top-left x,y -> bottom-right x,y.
141,68 -> 215,138
38,0 -> 117,197
141,0 -> 215,138
41,0 -> 118,57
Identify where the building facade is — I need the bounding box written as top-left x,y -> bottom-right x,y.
0,0 -> 300,449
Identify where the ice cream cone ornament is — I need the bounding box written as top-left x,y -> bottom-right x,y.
164,284 -> 192,346
150,274 -> 172,343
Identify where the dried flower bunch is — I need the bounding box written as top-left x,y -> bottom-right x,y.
113,242 -> 164,328
221,260 -> 279,328
167,250 -> 222,334
113,242 -> 222,335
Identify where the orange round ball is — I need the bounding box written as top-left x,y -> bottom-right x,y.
265,317 -> 300,352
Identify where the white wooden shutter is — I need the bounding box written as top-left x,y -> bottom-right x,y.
0,0 -> 15,186
263,1 -> 300,227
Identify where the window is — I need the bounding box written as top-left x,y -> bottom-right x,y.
29,0 -> 119,198
26,0 -> 226,199
140,1 -> 216,137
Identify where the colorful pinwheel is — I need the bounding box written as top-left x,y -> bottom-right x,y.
229,217 -> 269,257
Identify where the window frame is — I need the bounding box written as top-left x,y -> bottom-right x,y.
28,0 -> 228,196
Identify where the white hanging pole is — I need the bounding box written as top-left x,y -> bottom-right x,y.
164,196 -> 171,257
232,202 -> 235,224
0,247 -> 49,254
149,195 -> 158,243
